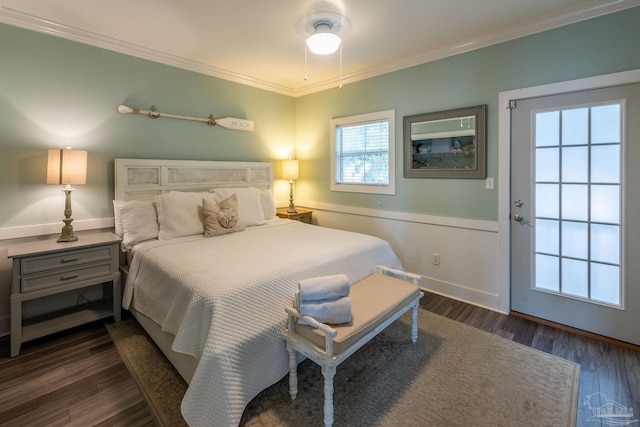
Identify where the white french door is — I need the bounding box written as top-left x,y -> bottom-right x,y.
510,83 -> 640,345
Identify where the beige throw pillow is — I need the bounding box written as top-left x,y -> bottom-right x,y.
203,194 -> 246,237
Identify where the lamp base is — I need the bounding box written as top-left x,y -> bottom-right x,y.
57,188 -> 78,242
57,219 -> 78,242
288,180 -> 297,214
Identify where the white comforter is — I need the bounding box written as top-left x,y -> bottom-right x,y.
122,219 -> 401,426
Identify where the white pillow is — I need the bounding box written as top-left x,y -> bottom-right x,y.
212,187 -> 265,226
156,191 -> 218,239
113,200 -> 124,238
260,190 -> 276,220
119,200 -> 159,250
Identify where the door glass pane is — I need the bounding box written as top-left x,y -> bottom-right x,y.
591,263 -> 620,305
535,254 -> 559,291
591,145 -> 620,183
535,111 -> 559,147
592,104 -> 621,144
562,108 -> 588,146
591,224 -> 620,264
536,219 -> 559,255
562,221 -> 588,259
532,101 -> 622,307
536,147 -> 559,182
536,184 -> 559,218
562,184 -> 588,221
562,258 -> 588,298
591,185 -> 620,224
562,146 -> 588,182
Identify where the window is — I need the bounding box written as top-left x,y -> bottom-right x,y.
330,109 -> 395,195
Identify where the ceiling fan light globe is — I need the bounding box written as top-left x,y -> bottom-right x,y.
306,32 -> 341,55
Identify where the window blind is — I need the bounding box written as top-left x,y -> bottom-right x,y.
335,120 -> 389,185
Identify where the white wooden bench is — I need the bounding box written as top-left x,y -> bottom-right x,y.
281,265 -> 424,427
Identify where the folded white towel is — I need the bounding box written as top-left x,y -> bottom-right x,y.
298,296 -> 352,325
298,274 -> 350,302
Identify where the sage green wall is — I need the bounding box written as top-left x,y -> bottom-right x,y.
295,7 -> 640,221
1,7 -> 639,229
0,23 -> 295,229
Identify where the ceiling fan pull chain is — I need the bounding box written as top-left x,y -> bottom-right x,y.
304,43 -> 308,81
339,44 -> 343,89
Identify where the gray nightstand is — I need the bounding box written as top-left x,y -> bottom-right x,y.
8,232 -> 121,357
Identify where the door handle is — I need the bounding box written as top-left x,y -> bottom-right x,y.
513,214 -> 524,222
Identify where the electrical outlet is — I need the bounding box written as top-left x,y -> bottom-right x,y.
432,253 -> 440,266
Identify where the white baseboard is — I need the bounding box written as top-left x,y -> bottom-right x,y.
420,276 -> 509,315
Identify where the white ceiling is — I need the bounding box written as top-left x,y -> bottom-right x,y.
1,0 -> 638,97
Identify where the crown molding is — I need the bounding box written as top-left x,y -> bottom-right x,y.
0,7 -> 295,96
2,0 -> 639,98
292,0 -> 640,97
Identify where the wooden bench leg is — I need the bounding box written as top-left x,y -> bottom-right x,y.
286,342 -> 298,400
411,302 -> 419,343
322,364 -> 336,427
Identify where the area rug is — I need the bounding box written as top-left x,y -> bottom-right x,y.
107,309 -> 579,426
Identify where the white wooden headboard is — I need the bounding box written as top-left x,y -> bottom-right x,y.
114,158 -> 273,201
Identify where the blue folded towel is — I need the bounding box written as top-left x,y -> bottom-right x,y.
298,274 -> 350,302
298,295 -> 352,325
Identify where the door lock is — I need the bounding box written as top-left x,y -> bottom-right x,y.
514,199 -> 524,208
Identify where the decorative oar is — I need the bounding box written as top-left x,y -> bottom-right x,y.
117,105 -> 254,132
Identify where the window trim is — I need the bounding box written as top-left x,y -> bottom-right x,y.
330,109 -> 396,195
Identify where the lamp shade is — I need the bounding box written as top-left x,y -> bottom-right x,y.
47,148 -> 87,185
282,159 -> 299,180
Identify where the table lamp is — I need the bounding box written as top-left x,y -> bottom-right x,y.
282,159 -> 299,213
47,147 -> 87,242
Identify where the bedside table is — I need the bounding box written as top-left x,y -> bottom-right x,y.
8,232 -> 121,357
276,208 -> 313,224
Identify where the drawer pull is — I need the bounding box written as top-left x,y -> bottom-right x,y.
61,257 -> 79,263
60,274 -> 79,281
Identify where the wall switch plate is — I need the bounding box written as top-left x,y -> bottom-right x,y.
432,253 -> 440,266
485,177 -> 494,190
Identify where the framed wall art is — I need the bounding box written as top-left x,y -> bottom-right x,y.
403,105 -> 486,178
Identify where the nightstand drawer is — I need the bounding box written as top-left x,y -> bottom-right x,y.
21,261 -> 114,293
20,246 -> 115,275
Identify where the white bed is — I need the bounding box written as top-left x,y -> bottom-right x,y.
114,158 -> 402,426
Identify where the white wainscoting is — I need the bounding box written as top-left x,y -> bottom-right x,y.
295,200 -> 506,314
0,218 -> 115,241
0,205 -> 504,337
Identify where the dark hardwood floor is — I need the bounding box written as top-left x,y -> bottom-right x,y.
0,318 -> 155,427
1,292 -> 638,426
